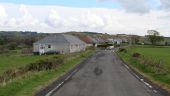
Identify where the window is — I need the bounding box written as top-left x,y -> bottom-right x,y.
48,45 -> 51,48
75,44 -> 78,48
40,45 -> 45,49
70,45 -> 74,50
40,46 -> 44,49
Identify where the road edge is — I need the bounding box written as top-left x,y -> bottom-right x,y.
35,52 -> 95,96
115,51 -> 170,96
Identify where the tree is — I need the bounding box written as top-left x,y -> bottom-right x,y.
147,30 -> 164,45
0,35 -> 7,45
8,42 -> 17,50
131,35 -> 140,44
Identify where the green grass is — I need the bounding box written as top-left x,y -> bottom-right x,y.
0,54 -> 53,74
0,50 -> 94,96
118,46 -> 170,90
127,47 -> 170,68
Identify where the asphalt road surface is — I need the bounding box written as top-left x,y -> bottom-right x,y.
52,50 -> 161,96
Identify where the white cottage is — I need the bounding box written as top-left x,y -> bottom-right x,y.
33,34 -> 86,55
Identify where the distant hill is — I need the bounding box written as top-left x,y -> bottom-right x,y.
0,31 -> 38,37
65,31 -> 103,35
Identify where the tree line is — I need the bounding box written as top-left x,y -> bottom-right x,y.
129,30 -> 166,46
0,31 -> 48,53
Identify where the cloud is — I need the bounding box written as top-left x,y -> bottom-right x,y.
18,5 -> 39,27
79,11 -> 105,28
99,0 -> 151,13
0,3 -> 170,36
99,0 -> 170,13
45,9 -> 105,30
45,9 -> 61,27
160,0 -> 170,10
0,5 -> 7,26
0,5 -> 7,18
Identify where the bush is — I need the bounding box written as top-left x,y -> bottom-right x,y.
132,53 -> 141,58
8,42 -> 17,50
97,44 -> 107,48
33,52 -> 39,55
0,46 -> 9,54
118,48 -> 127,53
0,57 -> 64,83
26,57 -> 64,71
86,46 -> 95,50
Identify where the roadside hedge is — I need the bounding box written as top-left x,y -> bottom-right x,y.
0,56 -> 64,84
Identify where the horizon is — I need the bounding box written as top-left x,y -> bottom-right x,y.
0,0 -> 170,36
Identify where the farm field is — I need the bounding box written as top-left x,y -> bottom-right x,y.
118,46 -> 170,91
129,47 -> 170,68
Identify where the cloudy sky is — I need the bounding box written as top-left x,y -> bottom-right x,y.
0,0 -> 170,36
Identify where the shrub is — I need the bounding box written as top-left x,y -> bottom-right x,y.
139,56 -> 168,74
132,53 -> 141,58
97,44 -> 107,48
8,42 -> 17,50
118,48 -> 127,53
0,57 -> 64,84
26,58 -> 64,71
86,46 -> 95,50
33,52 -> 39,55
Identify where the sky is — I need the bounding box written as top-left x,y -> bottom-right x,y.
0,0 -> 170,36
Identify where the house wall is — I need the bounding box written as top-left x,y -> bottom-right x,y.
33,43 -> 86,54
79,44 -> 86,51
86,44 -> 93,47
33,43 -> 70,54
52,43 -> 70,54
33,43 -> 39,52
69,43 -> 86,53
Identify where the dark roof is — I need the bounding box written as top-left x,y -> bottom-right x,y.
34,34 -> 86,44
92,37 -> 105,43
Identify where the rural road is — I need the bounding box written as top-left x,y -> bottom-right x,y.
51,50 -> 161,96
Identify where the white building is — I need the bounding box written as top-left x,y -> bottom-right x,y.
33,34 -> 86,54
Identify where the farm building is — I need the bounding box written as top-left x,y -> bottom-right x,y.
113,38 -> 123,45
78,35 -> 94,46
33,34 -> 86,55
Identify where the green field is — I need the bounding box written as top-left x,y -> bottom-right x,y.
129,47 -> 170,68
0,50 -> 94,96
118,46 -> 170,91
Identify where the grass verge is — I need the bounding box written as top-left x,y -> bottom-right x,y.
0,54 -> 54,74
118,47 -> 170,92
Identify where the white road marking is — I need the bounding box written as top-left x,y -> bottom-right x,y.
124,65 -> 130,69
122,63 -> 154,89
140,79 -> 144,81
45,69 -> 78,96
64,75 -> 72,81
144,82 -> 153,88
45,83 -> 63,96
135,74 -> 140,79
119,53 -> 158,95
153,90 -> 157,93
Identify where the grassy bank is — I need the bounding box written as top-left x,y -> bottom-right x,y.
118,46 -> 170,91
0,50 -> 94,96
0,52 -> 53,74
